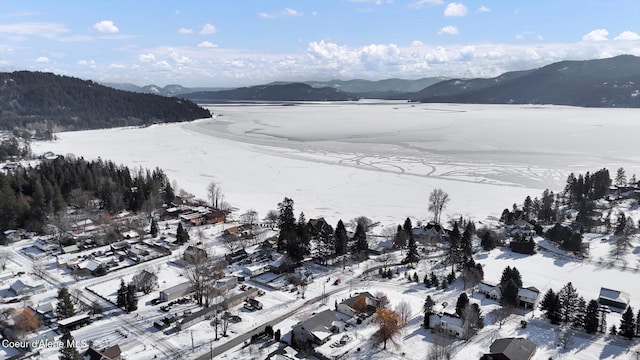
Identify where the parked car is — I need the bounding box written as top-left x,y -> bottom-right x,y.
257,289 -> 266,296
150,298 -> 162,305
334,279 -> 341,285
243,303 -> 255,311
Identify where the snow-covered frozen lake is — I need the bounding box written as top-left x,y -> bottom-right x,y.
34,101 -> 640,227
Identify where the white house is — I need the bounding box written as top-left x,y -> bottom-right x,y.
336,292 -> 378,318
292,310 -> 343,345
430,313 -> 466,338
242,262 -> 270,277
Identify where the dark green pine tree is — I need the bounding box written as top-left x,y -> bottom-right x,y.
584,300 -> 600,334
455,293 -> 469,317
423,295 -> 435,328
572,296 -> 587,329
403,232 -> 419,266
126,283 -> 138,313
277,197 -> 297,253
540,288 -> 561,324
619,306 -> 636,339
55,287 -> 76,320
636,309 -> 640,339
351,223 -> 368,261
116,279 -> 127,310
499,266 -> 523,289
176,222 -> 189,244
163,182 -> 175,204
334,219 -> 348,256
393,224 -> 407,249
558,282 -> 579,324
150,218 -> 158,238
461,221 -> 474,261
58,330 -> 81,360
403,218 -> 412,238
501,279 -> 519,307
289,212 -> 310,261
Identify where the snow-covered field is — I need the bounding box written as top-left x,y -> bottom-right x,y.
33,101 -> 640,229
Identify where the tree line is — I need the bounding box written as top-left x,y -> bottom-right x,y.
0,156 -> 175,235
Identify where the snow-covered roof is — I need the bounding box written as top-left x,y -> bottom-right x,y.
477,282 -> 496,293
599,287 -> 630,304
517,287 -> 540,302
77,259 -> 101,272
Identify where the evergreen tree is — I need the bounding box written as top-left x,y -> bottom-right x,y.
573,296 -> 587,329
403,218 -> 412,237
277,197 -> 296,253
55,287 -> 76,320
558,282 -> 579,324
116,279 -> 127,309
480,230 -> 496,250
430,272 -> 438,288
540,288 -> 561,324
334,220 -> 348,256
584,300 -> 600,334
423,295 -> 435,328
499,266 -> 523,289
501,280 -> 519,307
286,212 -> 309,262
393,224 -> 407,249
403,232 -> 419,266
636,309 -> 640,339
126,283 -> 138,313
176,222 -> 189,244
619,306 -> 636,339
150,218 -> 158,238
615,167 -> 627,187
609,324 -> 617,335
58,330 -> 81,360
455,293 -> 469,317
461,221 -> 474,260
314,221 -> 335,262
351,223 -> 369,261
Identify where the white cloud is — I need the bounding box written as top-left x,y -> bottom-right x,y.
198,41 -> 218,48
349,0 -> 393,4
444,3 -> 467,16
78,59 -> 96,68
109,63 -> 126,69
477,5 -> 490,13
36,56 -> 50,63
178,28 -> 193,34
582,28 -> 609,42
438,26 -> 459,35
259,8 -> 304,19
614,30 -> 640,41
93,20 -> 119,34
200,23 -> 217,35
139,53 -> 156,63
409,0 -> 443,9
0,22 -> 69,38
153,61 -> 172,70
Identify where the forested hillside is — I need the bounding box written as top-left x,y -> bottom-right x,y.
0,71 -> 211,132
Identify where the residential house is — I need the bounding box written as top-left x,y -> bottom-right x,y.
243,262 -> 271,277
83,345 -> 122,360
184,245 -> 207,264
215,276 -> 238,294
61,244 -> 80,254
76,259 -> 102,276
430,312 -> 466,339
56,313 -> 91,331
517,287 -> 540,309
480,337 -> 537,360
30,302 -> 55,325
10,279 -> 45,296
598,287 -> 630,311
292,309 -> 342,345
177,305 -> 222,330
477,282 -> 502,301
159,282 -> 195,302
206,209 -> 226,224
413,223 -> 446,244
476,282 -> 540,309
225,249 -> 249,264
220,287 -> 259,309
336,292 -> 378,318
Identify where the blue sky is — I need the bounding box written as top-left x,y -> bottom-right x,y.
1,0 -> 639,87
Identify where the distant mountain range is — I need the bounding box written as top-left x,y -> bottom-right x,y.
410,55 -> 640,107
108,55 -> 640,108
180,83 -> 359,102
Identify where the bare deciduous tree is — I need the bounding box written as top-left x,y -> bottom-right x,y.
264,210 -> 279,228
491,305 -> 514,329
426,342 -> 452,360
395,300 -> 413,328
428,188 -> 450,224
240,209 -> 258,226
207,182 -> 224,209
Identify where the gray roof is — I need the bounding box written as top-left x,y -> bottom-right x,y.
488,337 -> 536,360
296,309 -> 340,341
